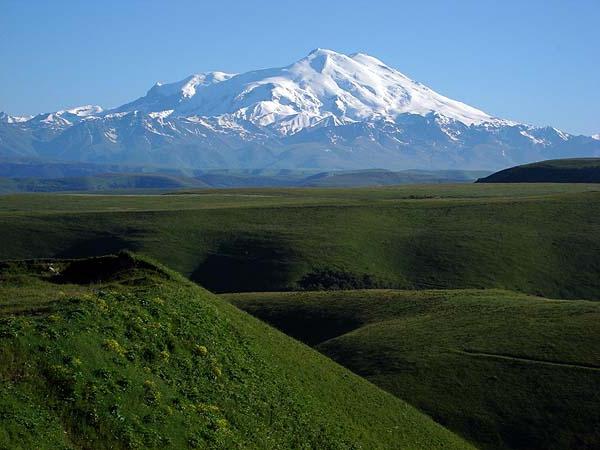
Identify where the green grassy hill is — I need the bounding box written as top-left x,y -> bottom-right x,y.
225,289 -> 600,450
477,158 -> 600,183
0,253 -> 470,449
1,184 -> 600,299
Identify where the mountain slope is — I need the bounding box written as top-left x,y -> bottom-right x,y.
0,253 -> 471,449
1,50 -> 599,170
477,158 -> 600,183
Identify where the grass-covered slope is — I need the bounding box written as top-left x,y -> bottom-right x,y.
1,185 -> 600,299
477,158 -> 600,183
226,289 -> 600,450
0,253 -> 470,450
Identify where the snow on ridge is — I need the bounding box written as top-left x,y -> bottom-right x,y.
552,127 -> 570,140
0,112 -> 33,124
1,49 -> 516,134
148,110 -> 174,119
103,111 -> 134,119
520,130 -> 548,146
64,105 -> 104,116
1,49 -> 555,139
2,49 -> 597,172
149,71 -> 236,99
593,134 -> 600,141
104,128 -> 118,143
283,48 -> 498,126
40,113 -> 72,126
158,48 -> 509,134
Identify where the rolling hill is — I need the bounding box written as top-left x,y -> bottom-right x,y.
477,158 -> 600,183
225,289 -> 600,450
0,168 -> 489,193
2,186 -> 600,449
301,169 -> 490,187
1,184 -> 600,300
0,253 -> 470,449
0,173 -> 208,193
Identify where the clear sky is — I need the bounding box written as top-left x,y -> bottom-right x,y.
1,0 -> 598,135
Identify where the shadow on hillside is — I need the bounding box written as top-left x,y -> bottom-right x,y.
56,233 -> 141,260
53,253 -> 165,285
191,235 -> 298,293
246,308 -> 363,346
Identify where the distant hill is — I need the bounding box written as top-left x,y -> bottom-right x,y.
0,253 -> 469,449
0,159 -> 161,178
303,169 -> 490,187
477,158 -> 600,183
226,289 -> 600,450
0,173 -> 208,193
0,162 -> 488,192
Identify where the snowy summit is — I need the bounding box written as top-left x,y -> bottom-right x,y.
1,49 -> 599,170
111,48 -> 502,134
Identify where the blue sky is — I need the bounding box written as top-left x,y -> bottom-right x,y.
1,0 -> 598,135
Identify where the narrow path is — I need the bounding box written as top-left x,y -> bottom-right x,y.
456,349 -> 600,371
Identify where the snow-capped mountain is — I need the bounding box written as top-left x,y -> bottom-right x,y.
1,49 -> 599,170
0,112 -> 32,124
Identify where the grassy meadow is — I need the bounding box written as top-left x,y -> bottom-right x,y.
1,183 -> 600,299
1,183 -> 599,449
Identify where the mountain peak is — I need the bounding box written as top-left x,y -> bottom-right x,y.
281,48 -> 495,127
0,111 -> 33,124
149,72 -> 236,99
112,47 -> 497,130
349,52 -> 390,68
303,49 -> 393,71
4,49 -> 596,173
307,48 -> 339,57
300,48 -> 354,73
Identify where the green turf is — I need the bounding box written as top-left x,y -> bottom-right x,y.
1,184 -> 600,299
225,289 -> 600,450
0,253 -> 471,449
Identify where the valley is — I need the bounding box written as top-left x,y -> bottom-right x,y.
225,289 -> 600,450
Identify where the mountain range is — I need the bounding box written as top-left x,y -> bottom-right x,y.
2,49 -> 599,170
